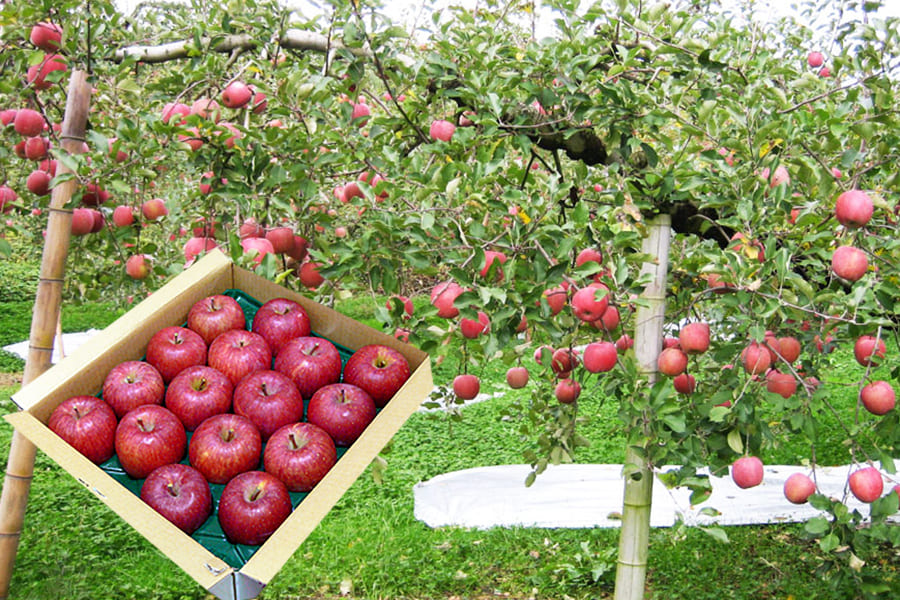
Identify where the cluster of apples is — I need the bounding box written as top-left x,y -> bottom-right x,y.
831,189 -> 875,283
46,293 -> 411,546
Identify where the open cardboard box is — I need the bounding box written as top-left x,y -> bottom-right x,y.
5,249 -> 433,600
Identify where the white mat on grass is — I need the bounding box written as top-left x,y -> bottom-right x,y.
414,462 -> 900,529
3,330 -> 101,364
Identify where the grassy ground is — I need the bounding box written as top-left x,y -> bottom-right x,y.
0,275 -> 894,598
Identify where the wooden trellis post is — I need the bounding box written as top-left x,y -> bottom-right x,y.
0,69 -> 91,600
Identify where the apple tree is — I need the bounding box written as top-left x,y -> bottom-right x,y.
2,0 -> 900,598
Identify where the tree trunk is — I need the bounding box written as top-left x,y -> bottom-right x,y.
614,214 -> 672,600
0,70 -> 92,600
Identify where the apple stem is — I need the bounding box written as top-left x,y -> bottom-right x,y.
221,428 -> 235,443
72,407 -> 82,419
166,482 -> 179,497
288,431 -> 307,451
249,486 -> 262,502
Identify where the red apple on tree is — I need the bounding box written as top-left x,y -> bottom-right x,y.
208,329 -> 273,388
221,80 -> 253,109
831,245 -> 868,282
551,347 -> 581,377
342,344 -> 411,407
834,189 -> 873,228
299,260 -> 325,289
115,405 -> 187,479
657,347 -> 688,377
188,413 -> 262,485
187,294 -> 247,346
571,282 -> 610,322
543,285 -> 568,315
13,109 -> 45,137
264,422 -> 337,492
112,205 -> 135,227
48,395 -> 117,464
679,322 -> 710,354
854,335 -> 886,367
459,311 -> 490,339
783,472 -> 816,504
233,370 -> 305,440
673,373 -> 696,395
849,466 -> 884,503
505,366 -> 529,389
164,365 -> 233,431
731,456 -> 764,489
102,360 -> 166,418
430,281 -> 465,318
429,119 -> 456,142
217,471 -> 292,546
141,198 -> 168,221
807,51 -> 824,68
140,463 -> 212,535
860,380 -> 896,416
765,370 -> 797,399
741,341 -> 772,375
125,254 -> 151,280
555,378 -> 581,404
29,22 -> 63,52
250,297 -> 312,355
452,374 -> 480,400
306,383 -> 377,446
583,341 -> 617,373
274,336 -> 342,400
145,326 -> 207,384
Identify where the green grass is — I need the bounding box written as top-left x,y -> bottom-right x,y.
0,296 -> 897,599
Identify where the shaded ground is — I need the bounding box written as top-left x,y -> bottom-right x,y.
0,372 -> 21,387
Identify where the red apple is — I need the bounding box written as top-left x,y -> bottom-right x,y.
252,92 -> 267,114
207,329 -> 273,388
264,422 -> 337,492
140,463 -> 212,535
183,237 -> 218,263
265,227 -> 295,254
48,395 -> 117,464
233,370 -> 305,440
657,347 -> 688,377
555,378 -> 581,404
14,109 -> 45,137
25,54 -> 67,90
102,360 -> 165,418
783,472 -> 816,504
431,281 -> 465,319
860,380 -> 896,416
0,185 -> 17,213
241,237 -> 275,266
543,285 -> 568,315
24,136 -> 49,161
673,373 -> 696,395
341,344 -> 411,408
187,294 -> 246,346
251,297 -> 312,355
145,326 -> 208,384
854,335 -> 886,367
125,254 -> 151,280
108,137 -> 128,163
583,341 -> 617,373
616,334 -> 634,353
452,374 -> 480,400
429,119 -> 456,142
595,305 -> 620,332
70,208 -> 95,235
731,456 -> 764,489
286,235 -> 309,262
575,247 -> 603,270
777,336 -> 801,364
741,341 -> 772,375
165,365 -> 233,431
505,366 -> 529,389
26,170 -> 51,196
221,80 -> 253,109
188,413 -> 262,485
849,466 -> 884,503
351,102 -> 370,125
274,336 -> 342,400
831,245 -> 868,282
0,109 -> 16,126
217,471 -> 292,545
679,322 -> 710,354
306,383 -> 376,446
161,102 -> 190,124
112,205 -> 135,227
385,295 -> 414,319
299,261 -> 325,289
115,405 -> 187,479
479,250 -> 507,280
835,189 -> 873,228
551,347 -> 580,377
459,311 -> 490,339
29,22 -> 63,52
191,97 -> 221,121
807,51 -> 824,68
141,198 -> 168,221
765,370 -> 797,399
571,283 -> 610,323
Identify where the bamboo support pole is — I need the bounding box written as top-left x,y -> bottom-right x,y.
0,69 -> 92,600
614,214 -> 672,600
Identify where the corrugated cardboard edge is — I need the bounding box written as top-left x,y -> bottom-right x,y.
5,248 -> 433,596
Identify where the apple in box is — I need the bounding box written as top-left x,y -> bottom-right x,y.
250,297 -> 311,355
218,471 -> 292,546
208,329 -> 273,387
274,336 -> 342,400
264,422 -> 337,492
164,365 -> 233,431
189,413 -> 262,485
48,395 -> 117,464
186,294 -> 246,346
233,370 -> 305,440
306,383 -> 376,447
101,360 -> 165,419
115,405 -> 187,479
342,344 -> 411,407
145,326 -> 208,384
140,463 -> 213,535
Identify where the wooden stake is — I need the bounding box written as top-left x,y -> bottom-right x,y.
0,69 -> 91,600
614,214 -> 672,600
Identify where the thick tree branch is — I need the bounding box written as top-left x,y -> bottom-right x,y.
114,30 -> 371,63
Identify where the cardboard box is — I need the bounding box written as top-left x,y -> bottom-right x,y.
5,249 -> 433,600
